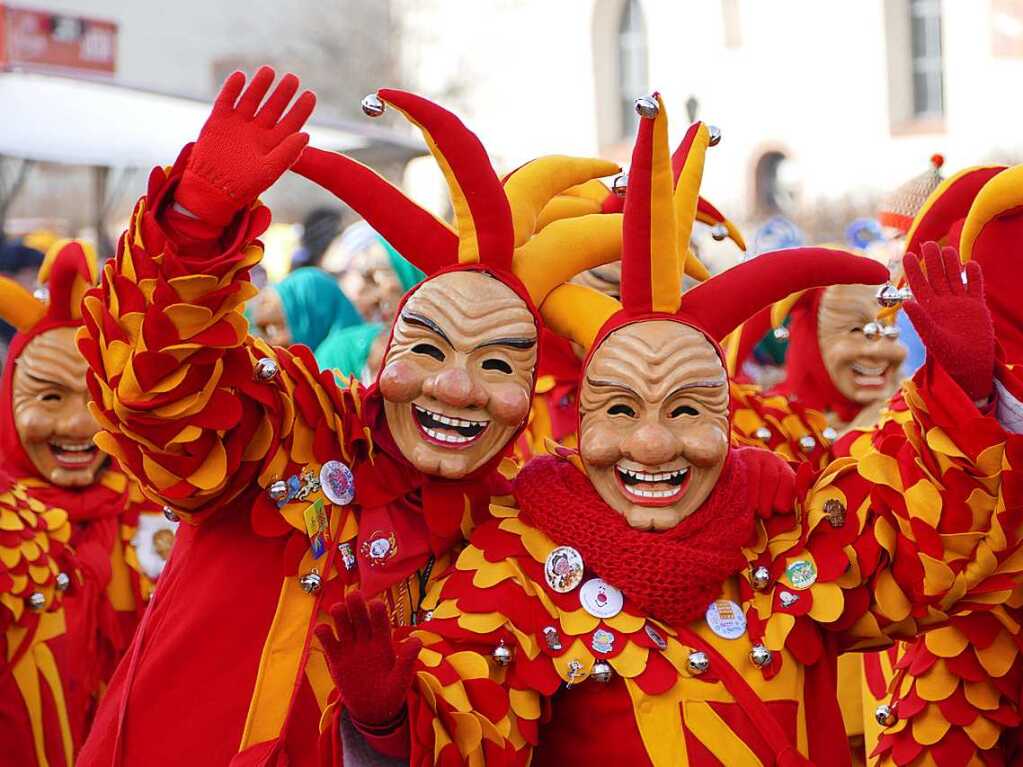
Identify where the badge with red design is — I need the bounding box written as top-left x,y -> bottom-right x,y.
544,546 -> 584,593
579,578 -> 624,619
360,531 -> 398,566
320,460 -> 355,506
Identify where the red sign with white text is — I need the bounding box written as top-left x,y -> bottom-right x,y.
0,4 -> 116,75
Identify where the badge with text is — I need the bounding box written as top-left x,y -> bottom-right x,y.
579,578 -> 624,619
545,546 -> 585,593
320,460 -> 355,506
705,599 -> 747,640
303,499 -> 328,559
785,559 -> 818,590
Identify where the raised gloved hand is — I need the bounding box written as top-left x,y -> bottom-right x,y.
175,66 -> 316,227
735,446 -> 796,519
314,591 -> 422,730
902,241 -> 995,403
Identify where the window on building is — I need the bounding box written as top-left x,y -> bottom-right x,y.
909,0 -> 944,118
617,0 -> 648,140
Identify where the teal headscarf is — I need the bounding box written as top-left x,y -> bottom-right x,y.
276,267 -> 362,353
381,238 -> 425,293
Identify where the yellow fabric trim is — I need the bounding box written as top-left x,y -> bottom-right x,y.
673,123 -> 710,297
238,577 -> 319,750
386,101 -> 479,264
684,699 -> 765,766
512,213 -> 623,306
539,283 -> 620,353
34,639 -> 74,765
647,96 -> 681,313
504,156 -> 618,247
12,641 -> 50,767
0,276 -> 45,332
904,166 -> 998,257
959,164 -> 1023,263
624,677 -> 688,767
770,290 -> 807,329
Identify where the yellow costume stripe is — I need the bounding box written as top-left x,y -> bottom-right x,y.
647,96 -> 681,313
673,124 -> 711,291
959,164 -> 1023,263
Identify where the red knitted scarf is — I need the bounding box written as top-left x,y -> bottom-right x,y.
514,452 -> 753,626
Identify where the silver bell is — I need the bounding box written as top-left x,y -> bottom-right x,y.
254,357 -> 279,382
754,426 -> 772,442
611,173 -> 628,197
710,223 -> 728,242
875,704 -> 897,727
772,326 -> 790,341
862,321 -> 881,341
55,572 -> 70,592
162,506 -> 179,523
707,125 -> 722,146
876,284 -> 912,308
27,591 -> 47,611
751,565 -> 771,591
634,95 -> 659,118
799,435 -> 817,452
361,93 -> 385,117
298,570 -> 322,594
821,427 -> 838,442
779,591 -> 800,607
492,640 -> 513,666
268,480 -> 290,503
687,650 -> 710,675
750,644 -> 773,667
33,287 -> 50,302
590,660 -> 614,683
882,323 -> 901,340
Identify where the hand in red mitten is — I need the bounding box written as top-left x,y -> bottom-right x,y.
175,66 -> 316,227
315,591 -> 422,730
735,446 -> 795,519
903,241 -> 995,402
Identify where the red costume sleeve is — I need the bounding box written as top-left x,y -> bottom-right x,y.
77,149 -> 366,524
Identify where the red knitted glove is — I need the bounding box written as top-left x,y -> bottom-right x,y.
314,592 -> 422,731
175,66 -> 315,227
903,242 -> 995,403
734,446 -> 795,519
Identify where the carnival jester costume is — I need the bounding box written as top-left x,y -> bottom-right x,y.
77,67 -> 624,766
317,94 -> 1023,767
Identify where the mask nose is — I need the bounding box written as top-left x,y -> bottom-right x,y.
622,423 -> 677,467
60,393 -> 99,440
423,367 -> 487,410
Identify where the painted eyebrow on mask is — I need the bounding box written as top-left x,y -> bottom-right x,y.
474,336 -> 537,351
586,377 -> 640,398
401,310 -> 452,347
667,378 -> 727,398
24,373 -> 68,389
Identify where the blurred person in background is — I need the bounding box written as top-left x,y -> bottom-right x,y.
0,241 -> 164,764
290,206 -> 343,270
249,265 -> 364,371
321,220 -> 425,383
0,232 -> 52,365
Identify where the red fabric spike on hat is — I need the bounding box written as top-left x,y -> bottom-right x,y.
378,88 -> 515,271
291,147 -> 458,275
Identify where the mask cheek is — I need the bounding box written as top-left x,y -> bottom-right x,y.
378,360 -> 423,403
486,384 -> 531,426
579,420 -> 622,468
14,404 -> 53,445
680,422 -> 729,467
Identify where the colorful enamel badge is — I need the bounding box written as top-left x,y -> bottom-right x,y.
361,531 -> 398,566
320,460 -> 355,506
545,546 -> 585,593
303,499 -> 328,559
785,560 -> 817,590
591,629 -> 615,654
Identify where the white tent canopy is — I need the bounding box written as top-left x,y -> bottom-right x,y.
0,70 -> 418,168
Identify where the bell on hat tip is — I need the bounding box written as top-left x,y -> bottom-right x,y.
162,506 -> 179,523
707,125 -> 722,146
612,173 -> 628,197
710,223 -> 728,241
254,357 -> 279,382
55,572 -> 71,592
687,650 -> 710,675
875,704 -> 897,727
634,95 -> 659,118
492,640 -> 513,666
591,660 -> 614,683
876,284 -> 911,307
772,326 -> 790,341
27,592 -> 47,611
799,435 -> 817,452
361,93 -> 385,117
